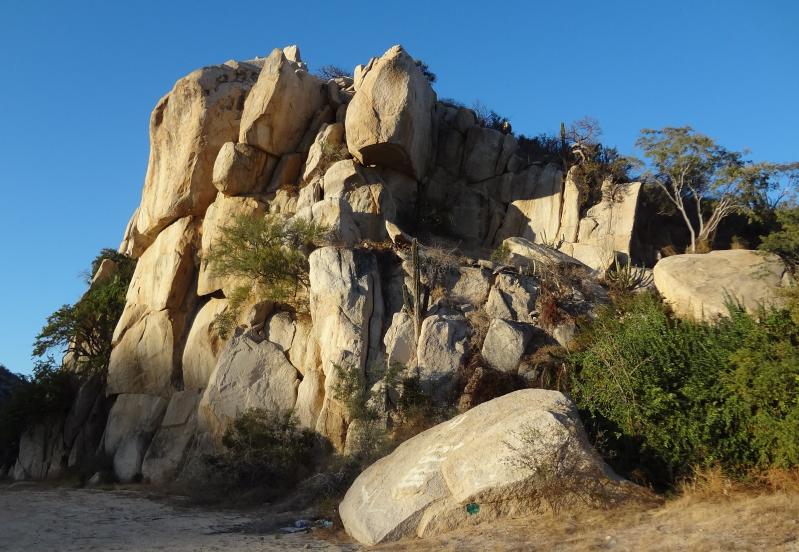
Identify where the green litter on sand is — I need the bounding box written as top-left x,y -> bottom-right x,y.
466,502 -> 480,515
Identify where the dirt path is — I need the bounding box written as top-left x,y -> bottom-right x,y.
3,484 -> 798,551
0,484 -> 358,552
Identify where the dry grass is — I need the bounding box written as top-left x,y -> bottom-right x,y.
375,478 -> 799,551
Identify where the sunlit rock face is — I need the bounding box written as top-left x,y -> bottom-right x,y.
17,43 -> 660,502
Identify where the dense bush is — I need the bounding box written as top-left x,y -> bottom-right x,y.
203,408 -> 322,501
1,248 -> 134,470
0,359 -> 78,468
760,205 -> 799,268
206,214 -> 327,335
569,292 -> 799,488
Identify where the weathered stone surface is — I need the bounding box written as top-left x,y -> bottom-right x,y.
111,217 -> 200,397
559,180 -> 642,270
444,267 -> 493,307
212,142 -> 276,196
484,273 -> 539,323
182,298 -> 229,390
462,127 -> 504,182
384,311 -> 416,367
120,63 -> 259,257
239,48 -> 326,156
123,217 -> 197,311
416,312 -> 469,399
266,311 -> 296,352
90,258 -> 118,290
141,390 -> 201,484
345,45 -> 436,180
559,166 -> 582,243
197,193 -> 265,296
303,122 -> 346,184
308,247 -> 384,449
103,394 -> 168,483
481,319 -> 531,373
514,163 -> 564,244
502,237 -> 588,270
63,375 -> 104,447
110,217 -> 196,393
12,422 -> 64,481
309,197 -> 361,246
107,307 -> 184,397
653,250 -> 789,321
340,389 -> 624,545
295,370 -> 325,429
199,331 -> 300,439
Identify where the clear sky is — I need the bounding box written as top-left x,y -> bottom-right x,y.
0,0 -> 797,375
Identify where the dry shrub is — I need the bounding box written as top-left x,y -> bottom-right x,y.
537,293 -> 563,328
502,423 -> 619,513
456,365 -> 526,412
679,465 -> 799,502
520,345 -> 569,392
689,239 -> 713,254
465,309 -> 491,351
660,244 -> 679,257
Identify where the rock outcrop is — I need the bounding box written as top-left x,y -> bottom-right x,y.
339,389 -> 627,545
346,45 -> 436,180
653,249 -> 789,321
12,43 -> 659,492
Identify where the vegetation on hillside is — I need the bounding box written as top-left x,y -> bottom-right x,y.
569,292 -> 799,489
0,248 -> 135,470
634,127 -> 799,253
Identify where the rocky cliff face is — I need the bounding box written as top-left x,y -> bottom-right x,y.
12,44 -> 645,485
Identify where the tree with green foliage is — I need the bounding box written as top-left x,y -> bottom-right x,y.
635,127 -> 798,252
33,248 -> 136,375
205,214 -> 327,335
760,205 -> 799,268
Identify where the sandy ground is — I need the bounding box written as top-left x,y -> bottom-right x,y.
2,484 -> 798,551
0,484 -> 358,552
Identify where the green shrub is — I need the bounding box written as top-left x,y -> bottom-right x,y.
760,206 -> 799,268
205,214 -> 327,332
569,292 -> 799,488
34,249 -> 135,375
203,408 -> 321,500
0,359 -> 78,468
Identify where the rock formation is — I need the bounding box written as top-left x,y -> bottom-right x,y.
9,43 -> 668,535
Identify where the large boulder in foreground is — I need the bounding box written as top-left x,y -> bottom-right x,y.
653,249 -> 789,321
340,389 -> 627,545
345,45 -> 436,180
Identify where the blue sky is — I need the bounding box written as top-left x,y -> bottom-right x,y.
1,0 -> 797,375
